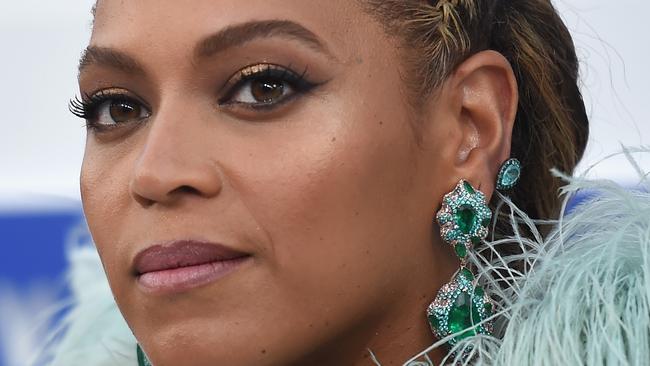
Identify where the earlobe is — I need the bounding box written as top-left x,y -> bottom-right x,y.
450,50 -> 518,196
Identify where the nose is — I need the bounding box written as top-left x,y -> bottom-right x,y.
129,110 -> 223,207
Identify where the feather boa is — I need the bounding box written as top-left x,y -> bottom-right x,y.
405,152 -> 650,365
40,155 -> 650,366
38,234 -> 137,366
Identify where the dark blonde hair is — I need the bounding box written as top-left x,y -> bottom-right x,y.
364,0 -> 589,227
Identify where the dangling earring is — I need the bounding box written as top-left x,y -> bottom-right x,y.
426,180 -> 494,346
137,344 -> 153,366
426,159 -> 522,346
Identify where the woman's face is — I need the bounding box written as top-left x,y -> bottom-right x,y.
80,1 -> 462,364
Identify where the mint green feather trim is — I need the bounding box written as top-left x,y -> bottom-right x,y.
405,152 -> 650,365
38,239 -> 137,366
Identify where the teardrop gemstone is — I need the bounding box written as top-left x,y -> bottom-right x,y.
455,242 -> 468,258
497,159 -> 522,190
448,292 -> 476,340
455,206 -> 476,234
463,180 -> 475,194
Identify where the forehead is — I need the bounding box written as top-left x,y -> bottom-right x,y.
91,0 -> 369,54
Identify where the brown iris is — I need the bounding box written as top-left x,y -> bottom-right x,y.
109,101 -> 141,123
251,79 -> 285,103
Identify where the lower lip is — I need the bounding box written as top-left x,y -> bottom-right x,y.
137,256 -> 250,295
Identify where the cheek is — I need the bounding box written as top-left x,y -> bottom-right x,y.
80,143 -> 134,281
229,95 -> 426,321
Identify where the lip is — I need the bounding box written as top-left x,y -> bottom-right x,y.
133,240 -> 250,295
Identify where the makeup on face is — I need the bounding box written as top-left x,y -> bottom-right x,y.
133,240 -> 252,295
78,1 -> 446,364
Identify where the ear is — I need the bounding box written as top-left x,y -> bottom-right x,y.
439,50 -> 518,199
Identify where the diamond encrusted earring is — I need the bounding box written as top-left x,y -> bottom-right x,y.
427,180 -> 494,346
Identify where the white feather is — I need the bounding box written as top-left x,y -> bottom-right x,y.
405,150 -> 650,365
37,225 -> 137,366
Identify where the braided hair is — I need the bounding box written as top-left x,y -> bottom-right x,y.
363,0 -> 589,238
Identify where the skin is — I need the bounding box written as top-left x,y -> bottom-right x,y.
79,1 -> 518,365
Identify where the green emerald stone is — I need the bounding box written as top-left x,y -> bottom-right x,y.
485,301 -> 493,314
455,243 -> 467,258
448,292 -> 479,340
448,288 -> 489,342
463,181 -> 475,194
455,206 -> 476,234
460,267 -> 475,281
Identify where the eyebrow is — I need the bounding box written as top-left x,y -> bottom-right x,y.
195,20 -> 332,59
78,46 -> 145,76
77,20 -> 332,76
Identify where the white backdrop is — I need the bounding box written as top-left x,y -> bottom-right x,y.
0,0 -> 648,207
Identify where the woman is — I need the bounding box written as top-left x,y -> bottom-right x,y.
46,0 -> 650,365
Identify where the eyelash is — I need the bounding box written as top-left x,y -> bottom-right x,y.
69,64 -> 321,131
218,64 -> 319,109
68,91 -> 148,131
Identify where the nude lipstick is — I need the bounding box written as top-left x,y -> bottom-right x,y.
133,240 -> 250,295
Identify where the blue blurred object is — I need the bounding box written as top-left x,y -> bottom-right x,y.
565,189 -> 597,214
0,211 -> 83,284
0,205 -> 84,366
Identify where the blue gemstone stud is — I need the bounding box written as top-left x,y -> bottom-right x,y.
496,158 -> 521,191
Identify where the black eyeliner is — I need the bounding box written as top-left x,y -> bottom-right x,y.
218,63 -> 321,108
68,90 -> 150,131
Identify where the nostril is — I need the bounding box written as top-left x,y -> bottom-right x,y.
133,193 -> 156,208
173,185 -> 202,196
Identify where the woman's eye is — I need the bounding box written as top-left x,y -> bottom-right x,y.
230,77 -> 293,106
220,64 -> 319,110
96,99 -> 150,126
69,90 -> 151,131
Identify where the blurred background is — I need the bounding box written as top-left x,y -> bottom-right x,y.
0,1 -> 648,365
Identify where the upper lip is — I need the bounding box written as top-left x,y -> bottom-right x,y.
133,240 -> 250,275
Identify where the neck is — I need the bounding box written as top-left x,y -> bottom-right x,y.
288,261 -> 455,366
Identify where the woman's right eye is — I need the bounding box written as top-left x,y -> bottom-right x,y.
69,91 -> 151,131
97,99 -> 150,126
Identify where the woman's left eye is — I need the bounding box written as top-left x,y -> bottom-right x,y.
235,77 -> 291,105
220,64 -> 318,109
